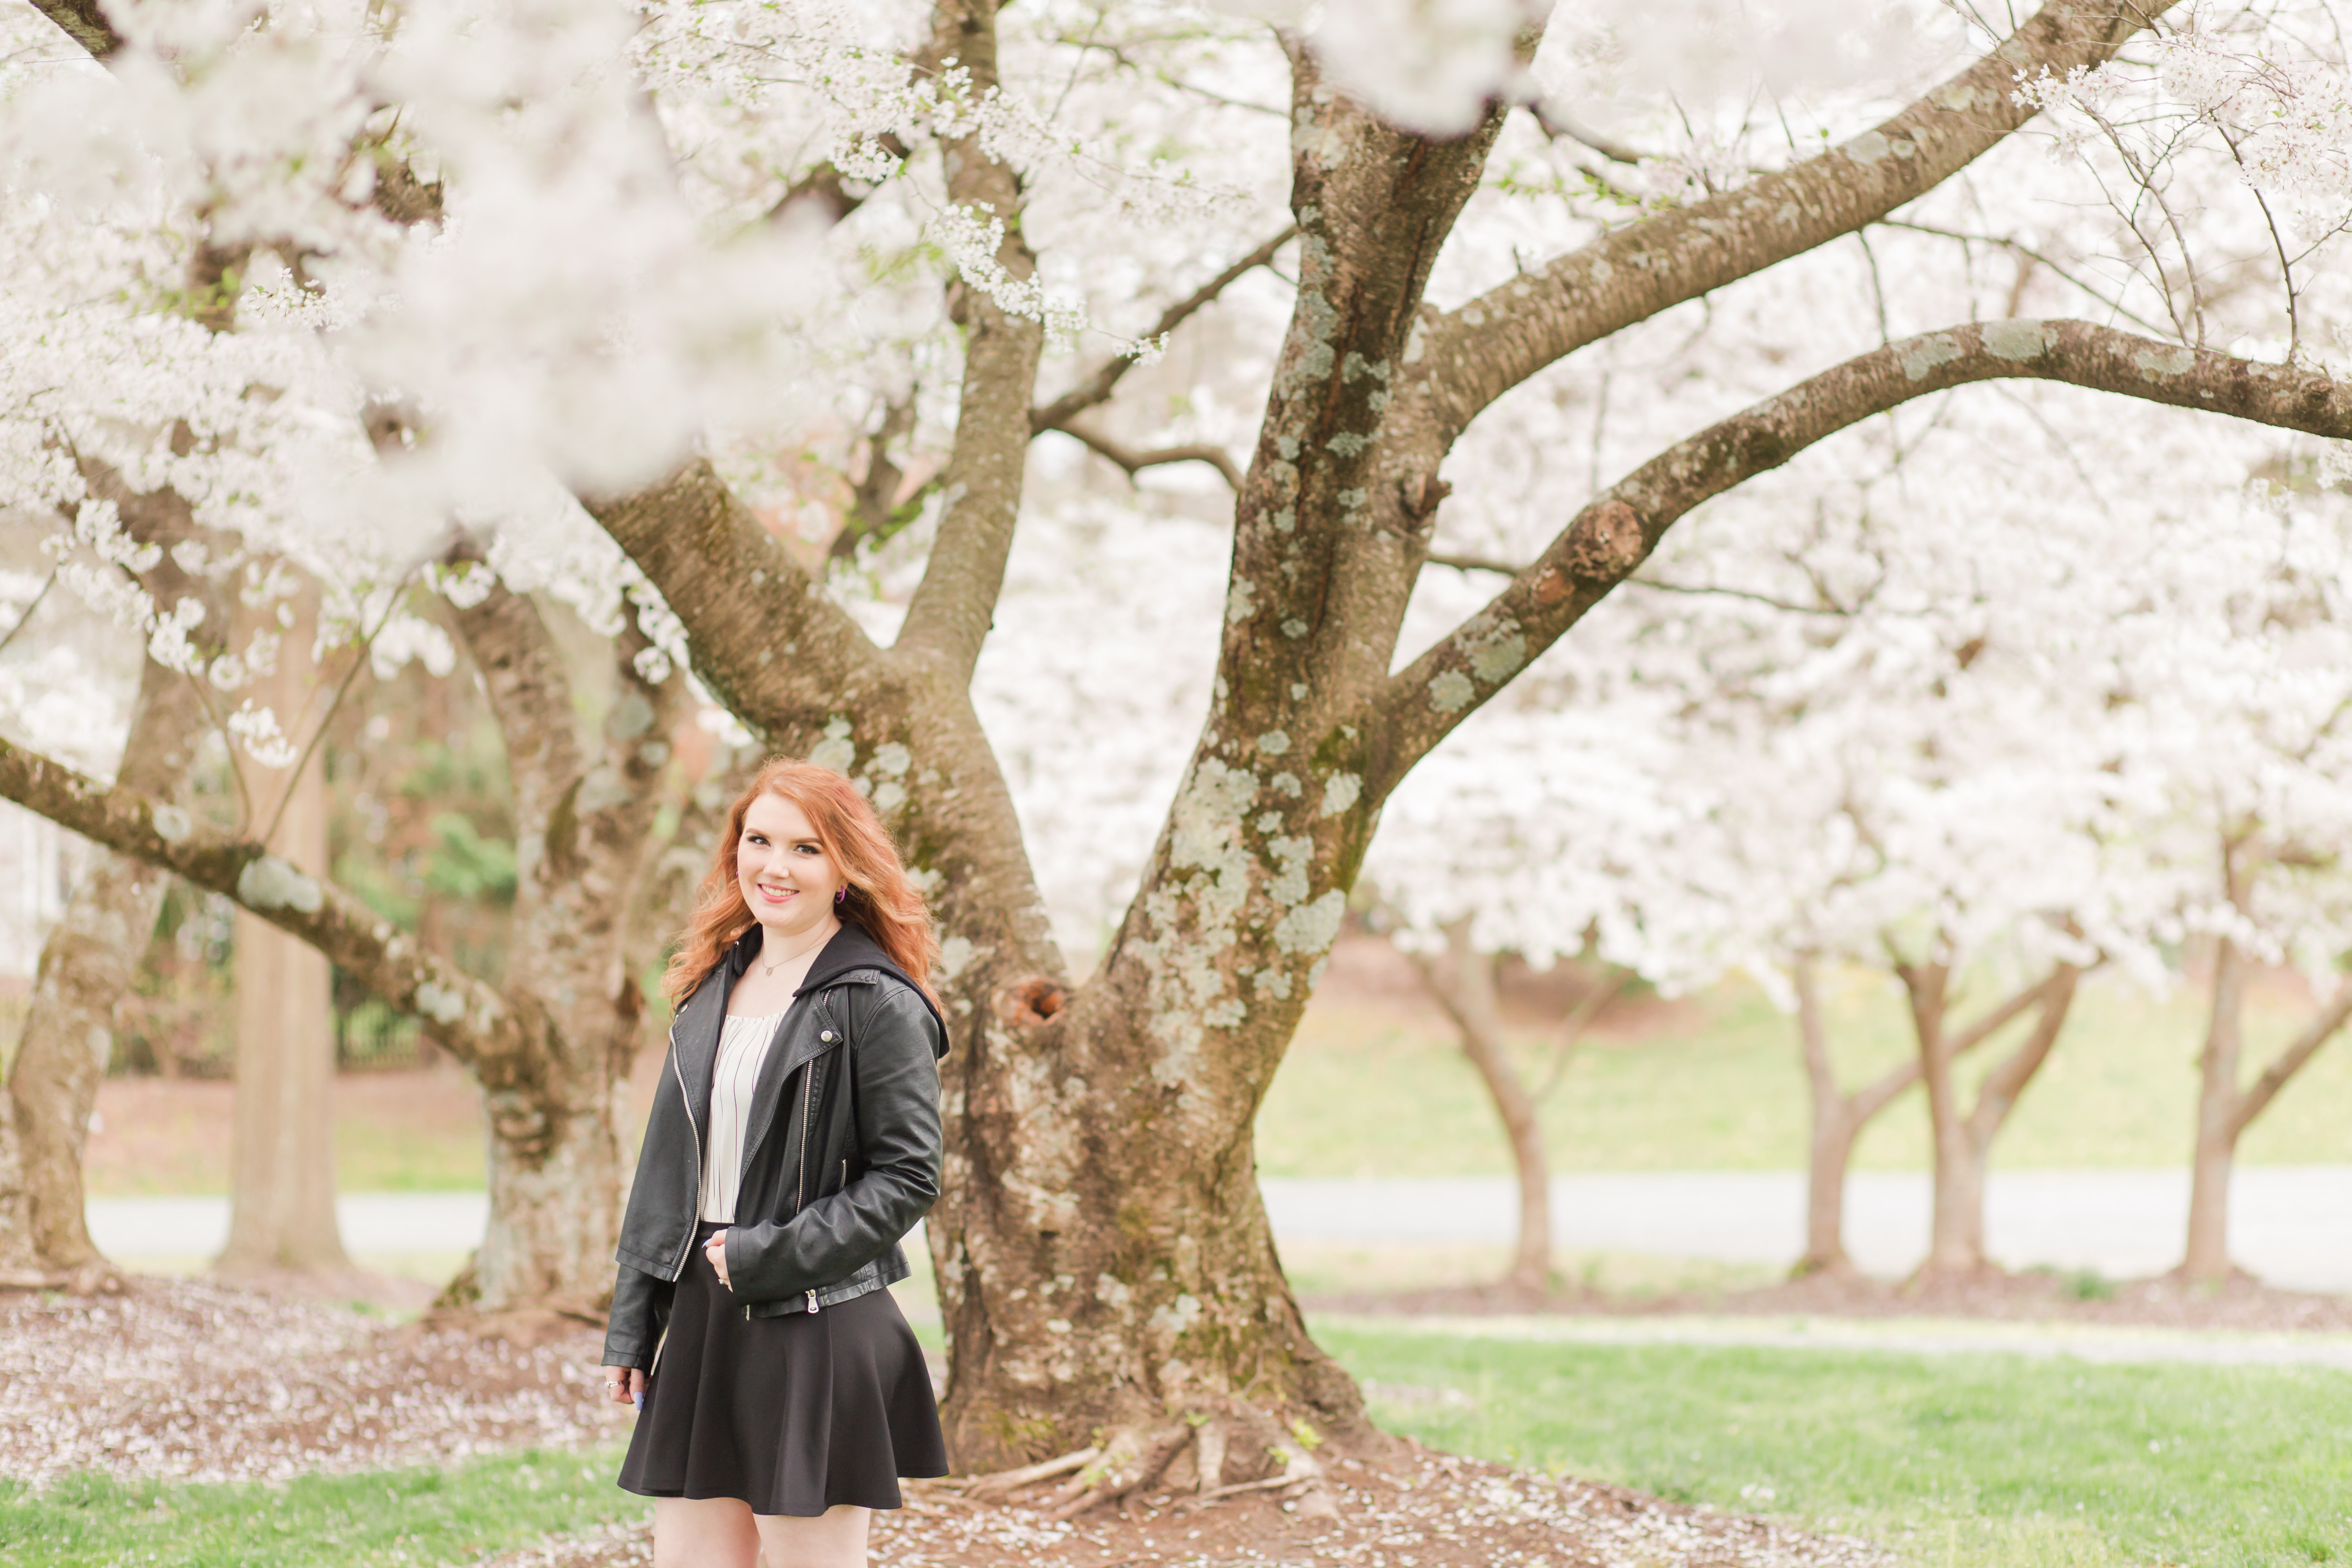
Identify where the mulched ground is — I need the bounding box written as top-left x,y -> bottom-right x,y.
0,1276 -> 628,1486
1305,1265 -> 2352,1333
0,1274 -> 1891,1567
484,1450 -> 1890,1568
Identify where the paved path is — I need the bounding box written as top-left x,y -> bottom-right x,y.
86,1167 -> 2352,1292
1261,1168 -> 2352,1293
87,1192 -> 488,1260
1316,1312 -> 2352,1370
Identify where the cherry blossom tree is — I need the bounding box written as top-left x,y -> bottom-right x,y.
2089,477 -> 2352,1281
4,0 -> 2352,1500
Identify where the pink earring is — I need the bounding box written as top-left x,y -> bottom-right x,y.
835,887 -> 847,905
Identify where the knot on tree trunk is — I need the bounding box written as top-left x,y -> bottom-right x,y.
991,975 -> 1068,1027
1397,473 -> 1452,526
1560,498 -> 1644,582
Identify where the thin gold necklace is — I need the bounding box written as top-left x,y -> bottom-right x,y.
757,921 -> 833,978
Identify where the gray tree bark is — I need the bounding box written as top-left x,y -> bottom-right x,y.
1409,922 -> 1552,1294
218,586 -> 350,1274
0,473 -> 229,1289
1895,956 -> 2083,1278
2180,845 -> 2352,1281
1792,956 -> 2049,1278
430,568 -> 686,1320
0,567 -> 683,1316
1792,959 -> 1914,1279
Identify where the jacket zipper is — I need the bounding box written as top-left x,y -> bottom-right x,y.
670,1029 -> 702,1281
740,1011 -> 844,1321
796,1047 -> 822,1314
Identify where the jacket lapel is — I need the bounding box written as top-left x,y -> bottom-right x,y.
672,946 -> 737,1134
734,973 -> 873,1185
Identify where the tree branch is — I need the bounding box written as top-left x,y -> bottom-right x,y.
1030,224 -> 1298,434
0,735 -> 517,1070
1054,420 -> 1243,491
1423,551 -> 1517,575
1944,970 -> 2062,1058
444,561 -> 587,852
584,458 -> 881,743
0,570 -> 56,661
1415,0 -> 2182,445
1525,102 -> 1650,166
2230,980 -> 2352,1138
1370,319 -> 2352,786
24,0 -> 116,58
1964,962 -> 2082,1143
892,0 -> 1048,686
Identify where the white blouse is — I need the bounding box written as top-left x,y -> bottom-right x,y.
699,1011 -> 783,1223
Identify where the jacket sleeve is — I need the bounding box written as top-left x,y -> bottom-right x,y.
725,982 -> 942,1302
602,1263 -> 675,1371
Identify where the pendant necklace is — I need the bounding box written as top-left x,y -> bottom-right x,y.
759,923 -> 829,979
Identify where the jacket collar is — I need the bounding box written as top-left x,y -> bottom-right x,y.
742,921 -> 948,1058
675,921 -> 946,1082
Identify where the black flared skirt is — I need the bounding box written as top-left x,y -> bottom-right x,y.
617,1221 -> 948,1515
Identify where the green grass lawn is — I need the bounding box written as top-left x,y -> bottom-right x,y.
1318,1319 -> 2352,1568
18,1330 -> 2342,1568
1258,966 -> 2352,1176
0,1447 -> 644,1568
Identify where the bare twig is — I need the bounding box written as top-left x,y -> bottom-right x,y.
1531,969 -> 1630,1103
1874,220 -> 2174,337
1525,100 -> 1650,165
1032,225 -> 1297,433
1058,420 -> 1243,491
257,576 -> 412,851
0,569 -> 55,660
956,1446 -> 1102,1498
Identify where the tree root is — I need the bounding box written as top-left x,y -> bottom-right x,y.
944,1408 -> 1348,1524
0,1260 -> 125,1295
953,1446 -> 1102,1499
1046,1423 -> 1191,1519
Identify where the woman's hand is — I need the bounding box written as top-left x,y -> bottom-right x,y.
601,1365 -> 646,1407
704,1227 -> 731,1290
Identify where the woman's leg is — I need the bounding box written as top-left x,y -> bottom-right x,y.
752,1504 -> 871,1568
653,1496 -> 762,1568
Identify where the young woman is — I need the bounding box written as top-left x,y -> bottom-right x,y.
601,758 -> 949,1568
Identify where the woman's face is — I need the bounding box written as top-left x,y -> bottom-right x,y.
736,792 -> 845,940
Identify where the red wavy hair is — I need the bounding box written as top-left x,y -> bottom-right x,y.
661,757 -> 939,1009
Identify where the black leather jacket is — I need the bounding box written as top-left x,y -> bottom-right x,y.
601,923 -> 947,1372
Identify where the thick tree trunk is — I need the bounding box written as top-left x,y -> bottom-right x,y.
1904,957 -> 2081,1279
1794,959 -> 1950,1279
434,584 -> 683,1318
1794,962 -> 1865,1277
2178,878 -> 2352,1283
1,852 -> 170,1285
1412,921 -> 1550,1293
0,473 -> 226,1287
2181,935 -> 2248,1281
218,591 -> 348,1272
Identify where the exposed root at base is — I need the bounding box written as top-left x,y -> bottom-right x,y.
0,1260 -> 125,1295
937,1406 -> 1352,1523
